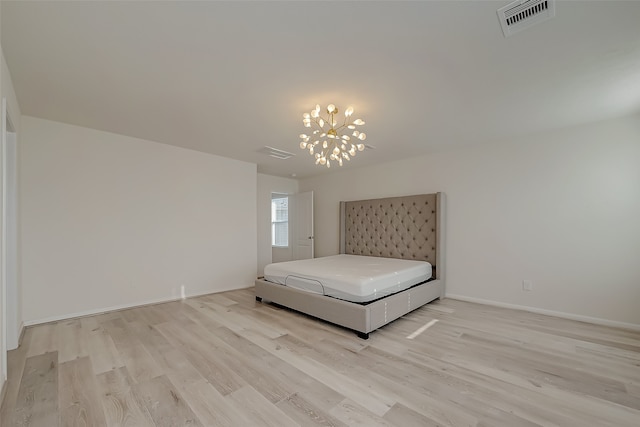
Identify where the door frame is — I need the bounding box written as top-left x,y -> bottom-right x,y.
2,97 -> 19,382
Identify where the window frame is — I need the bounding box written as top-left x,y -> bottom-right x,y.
271,194 -> 289,248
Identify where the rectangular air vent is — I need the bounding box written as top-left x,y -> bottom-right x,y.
498,0 -> 555,37
258,146 -> 296,160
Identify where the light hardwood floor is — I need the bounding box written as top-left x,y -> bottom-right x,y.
1,288 -> 639,426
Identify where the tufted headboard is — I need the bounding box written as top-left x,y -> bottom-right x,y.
339,193 -> 445,279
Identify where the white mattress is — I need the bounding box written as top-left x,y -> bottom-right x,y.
263,254 -> 431,303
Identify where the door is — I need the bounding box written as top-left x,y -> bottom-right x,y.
293,191 -> 314,260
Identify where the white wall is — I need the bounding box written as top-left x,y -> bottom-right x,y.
257,173 -> 298,276
299,114 -> 640,328
20,117 -> 257,324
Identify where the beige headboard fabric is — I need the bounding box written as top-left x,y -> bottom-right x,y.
339,193 -> 442,272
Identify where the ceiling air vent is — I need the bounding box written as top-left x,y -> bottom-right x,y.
258,146 -> 296,160
497,0 -> 555,37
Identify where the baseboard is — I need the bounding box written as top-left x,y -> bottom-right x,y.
5,322 -> 27,352
18,323 -> 26,346
23,284 -> 253,327
446,293 -> 640,332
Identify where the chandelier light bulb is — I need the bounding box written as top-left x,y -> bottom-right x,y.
299,103 -> 368,168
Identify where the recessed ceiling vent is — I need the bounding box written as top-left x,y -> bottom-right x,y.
497,0 -> 555,37
258,146 -> 296,160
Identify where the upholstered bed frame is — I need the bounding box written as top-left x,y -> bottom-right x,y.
255,192 -> 445,339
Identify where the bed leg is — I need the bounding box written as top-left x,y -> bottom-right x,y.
356,332 -> 369,340
255,296 -> 262,302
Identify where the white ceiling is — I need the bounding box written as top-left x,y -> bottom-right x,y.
2,1 -> 640,178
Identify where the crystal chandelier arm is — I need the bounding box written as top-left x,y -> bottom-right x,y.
333,123 -> 349,133
310,117 -> 323,131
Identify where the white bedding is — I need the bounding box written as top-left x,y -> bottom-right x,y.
263,254 -> 431,303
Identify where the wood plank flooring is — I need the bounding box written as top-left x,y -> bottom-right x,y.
1,288 -> 639,426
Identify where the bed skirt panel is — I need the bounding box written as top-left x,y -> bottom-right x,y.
255,278 -> 443,335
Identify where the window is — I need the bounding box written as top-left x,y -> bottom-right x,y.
271,195 -> 289,247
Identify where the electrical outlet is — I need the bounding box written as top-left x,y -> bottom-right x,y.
522,280 -> 533,291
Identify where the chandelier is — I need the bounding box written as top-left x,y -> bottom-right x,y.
299,104 -> 367,168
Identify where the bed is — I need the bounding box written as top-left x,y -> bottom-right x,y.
255,192 -> 445,339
